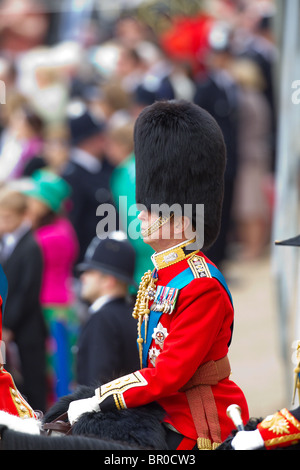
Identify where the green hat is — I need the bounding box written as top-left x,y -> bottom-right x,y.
25,169 -> 71,213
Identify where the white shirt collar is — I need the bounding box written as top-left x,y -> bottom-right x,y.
71,148 -> 102,173
89,295 -> 114,314
1,222 -> 31,258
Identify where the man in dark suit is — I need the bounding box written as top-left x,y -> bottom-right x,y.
0,187 -> 47,412
194,29 -> 239,268
62,103 -> 116,264
76,232 -> 139,386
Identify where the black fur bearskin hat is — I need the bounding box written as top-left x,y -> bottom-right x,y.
134,99 -> 226,250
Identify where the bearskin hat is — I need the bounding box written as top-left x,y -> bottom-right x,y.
134,99 -> 226,250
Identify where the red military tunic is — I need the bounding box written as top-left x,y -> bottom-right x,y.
95,240 -> 249,449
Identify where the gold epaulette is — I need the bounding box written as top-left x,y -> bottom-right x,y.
187,253 -> 212,279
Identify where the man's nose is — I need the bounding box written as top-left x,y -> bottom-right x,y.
137,210 -> 147,221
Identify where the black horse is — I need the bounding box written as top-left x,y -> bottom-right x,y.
1,385 -> 300,450
0,384 -> 168,450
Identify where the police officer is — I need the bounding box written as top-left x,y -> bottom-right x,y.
76,232 -> 139,385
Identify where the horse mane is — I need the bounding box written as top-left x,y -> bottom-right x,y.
1,428 -> 140,450
42,384 -> 168,450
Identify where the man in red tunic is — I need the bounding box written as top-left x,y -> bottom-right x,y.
68,100 -> 249,450
0,263 -> 36,419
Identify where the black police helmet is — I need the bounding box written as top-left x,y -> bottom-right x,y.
77,232 -> 137,287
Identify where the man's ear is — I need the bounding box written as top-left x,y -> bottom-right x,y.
173,215 -> 192,236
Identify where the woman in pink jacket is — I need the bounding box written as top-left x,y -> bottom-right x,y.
25,170 -> 79,408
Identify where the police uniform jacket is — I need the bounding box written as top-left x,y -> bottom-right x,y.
76,296 -> 139,386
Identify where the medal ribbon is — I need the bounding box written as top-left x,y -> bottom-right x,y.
140,262 -> 233,367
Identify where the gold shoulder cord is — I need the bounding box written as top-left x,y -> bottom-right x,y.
132,270 -> 158,368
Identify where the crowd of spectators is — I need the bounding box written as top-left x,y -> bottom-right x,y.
0,0 -> 277,411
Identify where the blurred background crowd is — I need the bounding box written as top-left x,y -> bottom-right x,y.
0,0 -> 286,417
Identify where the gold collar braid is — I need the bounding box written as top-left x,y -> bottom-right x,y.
151,238 -> 198,270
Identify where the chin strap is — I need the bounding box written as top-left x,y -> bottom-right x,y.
141,214 -> 173,238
